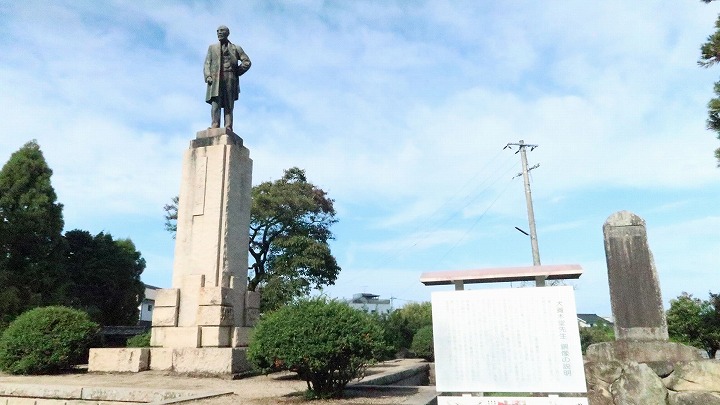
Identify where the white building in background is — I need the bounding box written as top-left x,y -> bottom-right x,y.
138,284 -> 160,326
347,293 -> 392,314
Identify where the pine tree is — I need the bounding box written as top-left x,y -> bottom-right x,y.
699,1 -> 720,165
0,141 -> 65,325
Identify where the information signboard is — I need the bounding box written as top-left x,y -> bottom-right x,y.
432,286 -> 586,393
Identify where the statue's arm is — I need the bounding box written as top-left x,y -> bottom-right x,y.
204,46 -> 213,84
236,46 -> 251,76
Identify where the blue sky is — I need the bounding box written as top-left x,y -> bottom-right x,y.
1,1 -> 719,316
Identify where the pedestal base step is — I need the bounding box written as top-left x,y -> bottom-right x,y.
88,347 -> 252,375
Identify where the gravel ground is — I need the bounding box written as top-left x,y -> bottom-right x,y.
0,359 -> 435,404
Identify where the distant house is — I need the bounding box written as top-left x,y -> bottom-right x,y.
577,313 -> 613,328
138,284 -> 161,326
347,293 -> 392,314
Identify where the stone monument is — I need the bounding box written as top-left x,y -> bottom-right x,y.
88,28 -> 256,375
584,211 -> 706,404
603,210 -> 667,341
585,210 -> 700,365
147,128 -> 257,374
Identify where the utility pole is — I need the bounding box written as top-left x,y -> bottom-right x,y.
504,140 -> 544,286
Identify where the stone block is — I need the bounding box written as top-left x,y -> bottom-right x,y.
245,290 -> 261,309
0,384 -> 82,399
88,348 -> 149,372
154,289 -> 180,307
5,398 -> 36,405
199,287 -> 234,306
201,326 -> 232,347
177,274 -> 205,327
197,305 -> 234,326
151,326 -> 200,348
663,360 -> 720,392
150,326 -> 163,346
182,274 -> 206,289
173,347 -> 251,374
245,308 -> 260,327
586,341 -> 702,364
669,391 -> 720,405
232,326 -> 253,347
34,399 -> 66,405
151,306 -> 178,327
610,362 -> 667,404
149,348 -> 174,371
584,361 -> 622,405
81,386 -> 155,402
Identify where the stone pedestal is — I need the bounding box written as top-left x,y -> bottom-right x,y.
149,128 -> 254,373
90,128 -> 256,375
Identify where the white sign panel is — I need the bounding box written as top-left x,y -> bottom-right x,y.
432,286 -> 586,393
437,397 -> 588,405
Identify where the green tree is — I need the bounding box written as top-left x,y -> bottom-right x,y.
63,230 -> 146,326
164,167 -> 340,312
667,292 -> 720,358
0,141 -> 65,325
700,0 -> 720,165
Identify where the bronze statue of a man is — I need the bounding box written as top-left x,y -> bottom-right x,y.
204,25 -> 251,131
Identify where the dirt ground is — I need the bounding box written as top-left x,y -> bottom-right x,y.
0,359 -> 435,404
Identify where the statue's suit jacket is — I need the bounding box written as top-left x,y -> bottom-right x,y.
204,41 -> 251,104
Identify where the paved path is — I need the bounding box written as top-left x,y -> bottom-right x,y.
0,359 -> 435,404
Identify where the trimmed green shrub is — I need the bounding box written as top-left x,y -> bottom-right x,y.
410,325 -> 434,361
126,332 -> 151,348
0,306 -> 99,374
247,297 -> 387,399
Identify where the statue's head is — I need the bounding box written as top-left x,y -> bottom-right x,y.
217,25 -> 230,41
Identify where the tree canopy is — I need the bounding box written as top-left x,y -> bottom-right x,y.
0,140 -> 65,325
0,141 -> 146,327
667,292 -> 720,358
164,167 -> 341,312
249,167 -> 340,312
64,230 -> 146,325
700,0 -> 720,165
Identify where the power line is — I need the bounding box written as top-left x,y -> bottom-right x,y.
363,148 -> 518,269
435,172 -> 516,265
